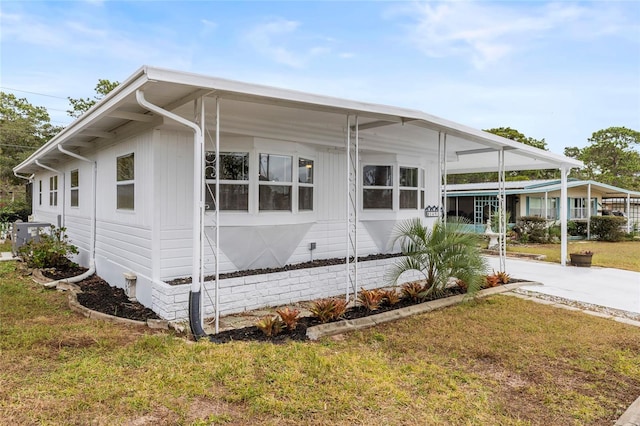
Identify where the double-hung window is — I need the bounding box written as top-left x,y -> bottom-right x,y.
363,165 -> 393,209
259,154 -> 292,211
205,152 -> 250,211
298,158 -> 314,211
49,176 -> 58,206
399,167 -> 419,209
116,153 -> 134,210
70,169 -> 79,207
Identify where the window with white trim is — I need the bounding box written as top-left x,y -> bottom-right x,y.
298,158 -> 314,211
49,176 -> 58,206
116,153 -> 134,210
363,165 -> 393,209
205,152 -> 250,211
70,169 -> 79,207
399,167 -> 419,209
38,180 -> 42,205
259,153 -> 292,211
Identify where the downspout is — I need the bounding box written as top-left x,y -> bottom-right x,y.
57,145 -> 97,276
35,160 -> 65,227
13,171 -> 34,182
135,90 -> 209,340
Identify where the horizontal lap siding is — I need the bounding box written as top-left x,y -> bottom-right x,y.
96,220 -> 152,278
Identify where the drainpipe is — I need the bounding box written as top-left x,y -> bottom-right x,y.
35,160 -> 65,227
57,145 -> 97,274
13,171 -> 34,182
135,90 -> 209,340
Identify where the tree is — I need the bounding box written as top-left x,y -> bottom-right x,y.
564,127 -> 640,190
448,127 -> 558,183
387,218 -> 488,296
67,79 -> 120,118
0,92 -> 62,184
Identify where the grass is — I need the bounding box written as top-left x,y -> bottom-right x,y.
1,260 -> 639,425
507,240 -> 640,272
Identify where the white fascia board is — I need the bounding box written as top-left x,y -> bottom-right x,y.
13,69 -> 150,173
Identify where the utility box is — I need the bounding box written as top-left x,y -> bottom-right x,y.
11,222 -> 52,256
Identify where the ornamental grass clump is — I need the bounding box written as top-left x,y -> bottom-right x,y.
388,218 -> 487,297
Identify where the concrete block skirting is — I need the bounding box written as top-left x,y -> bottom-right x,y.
152,257 -> 423,321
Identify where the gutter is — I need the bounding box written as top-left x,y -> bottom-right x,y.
135,89 -> 210,341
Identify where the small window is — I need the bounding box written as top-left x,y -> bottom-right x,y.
363,165 -> 393,209
259,154 -> 292,211
38,180 -> 42,205
205,152 -> 250,211
298,158 -> 314,211
49,176 -> 58,206
117,153 -> 134,210
70,169 -> 79,207
399,167 -> 419,209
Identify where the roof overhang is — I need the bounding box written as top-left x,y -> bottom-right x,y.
14,65 -> 583,175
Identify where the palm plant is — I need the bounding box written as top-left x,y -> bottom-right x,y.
387,218 -> 488,297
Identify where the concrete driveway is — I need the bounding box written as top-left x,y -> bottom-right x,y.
485,256 -> 640,315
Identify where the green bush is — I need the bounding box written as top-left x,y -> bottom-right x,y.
567,221 -> 588,237
517,216 -> 548,243
589,216 -> 626,242
0,200 -> 31,223
17,226 -> 79,269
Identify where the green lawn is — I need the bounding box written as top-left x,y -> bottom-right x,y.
507,240 -> 640,272
1,260 -> 639,425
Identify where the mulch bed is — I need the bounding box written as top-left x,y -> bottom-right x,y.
41,267 -> 160,322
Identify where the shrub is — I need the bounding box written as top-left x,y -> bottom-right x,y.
401,281 -> 425,302
357,289 -> 384,311
255,316 -> 284,337
0,200 -> 31,223
275,307 -> 300,331
484,274 -> 500,288
590,216 -> 626,241
17,226 -> 78,269
381,289 -> 400,306
567,221 -> 587,237
517,216 -> 548,243
455,279 -> 468,292
495,270 -> 511,284
309,298 -> 348,323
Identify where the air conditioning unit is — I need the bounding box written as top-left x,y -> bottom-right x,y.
11,221 -> 52,256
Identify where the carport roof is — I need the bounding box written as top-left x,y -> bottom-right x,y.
14,65 -> 583,175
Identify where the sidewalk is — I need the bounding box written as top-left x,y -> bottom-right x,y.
486,256 -> 640,315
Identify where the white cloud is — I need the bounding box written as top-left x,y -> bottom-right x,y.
397,1 -> 637,70
244,18 -> 331,68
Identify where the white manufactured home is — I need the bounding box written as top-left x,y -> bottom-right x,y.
14,66 -> 582,336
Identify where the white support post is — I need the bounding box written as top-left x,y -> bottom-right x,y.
498,148 -> 506,272
627,193 -> 631,233
560,166 -> 569,266
345,115 -> 359,302
437,132 -> 442,221
214,97 -> 220,334
443,134 -> 448,225
587,183 -> 592,240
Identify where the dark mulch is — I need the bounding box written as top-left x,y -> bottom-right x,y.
166,253 -> 403,285
211,286 -> 468,343
41,267 -> 160,322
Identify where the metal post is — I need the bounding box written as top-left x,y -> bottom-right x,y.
560,166 -> 569,266
627,193 -> 631,233
214,97 -> 220,334
345,115 -> 359,302
498,148 -> 506,272
587,183 -> 592,240
437,132 -> 442,221
443,134 -> 448,225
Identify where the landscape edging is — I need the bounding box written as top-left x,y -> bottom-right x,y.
306,282 -> 540,340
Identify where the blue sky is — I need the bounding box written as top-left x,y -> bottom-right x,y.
1,0 -> 639,155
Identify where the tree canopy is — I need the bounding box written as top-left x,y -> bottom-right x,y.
67,79 -> 120,118
448,127 -> 558,184
564,126 -> 640,191
0,92 -> 62,184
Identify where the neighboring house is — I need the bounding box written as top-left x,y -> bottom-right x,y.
13,66 -> 581,331
446,179 -> 640,233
